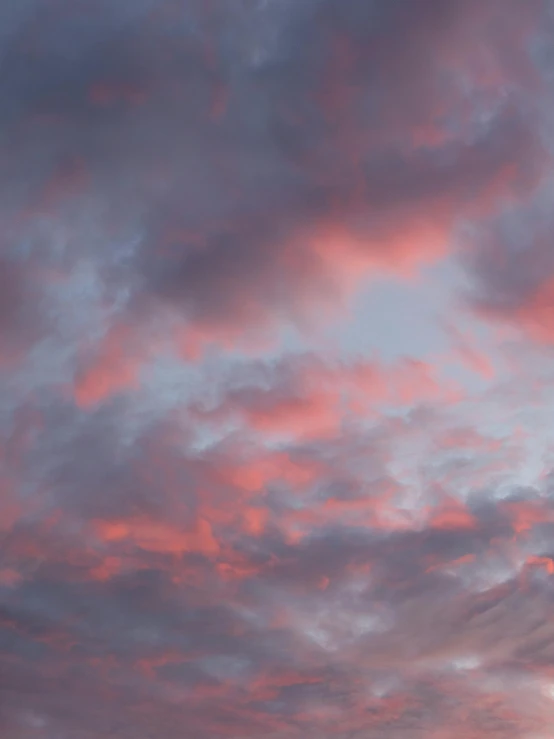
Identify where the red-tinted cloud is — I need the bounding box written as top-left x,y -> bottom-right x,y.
2,1 -> 554,738
0,0 -> 547,354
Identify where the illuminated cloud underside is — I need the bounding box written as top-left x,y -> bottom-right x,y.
2,1 -> 554,737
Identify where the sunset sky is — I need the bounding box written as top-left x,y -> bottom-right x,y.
3,1 -> 554,737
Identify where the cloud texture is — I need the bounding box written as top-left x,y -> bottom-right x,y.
3,1 -> 554,737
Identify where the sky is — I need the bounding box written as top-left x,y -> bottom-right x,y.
4,1 -> 554,737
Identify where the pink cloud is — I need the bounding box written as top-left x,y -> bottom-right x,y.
2,1 -> 554,738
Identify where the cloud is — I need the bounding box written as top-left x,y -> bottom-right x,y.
3,1 -> 554,738
2,338 -> 554,737
0,0 -> 547,355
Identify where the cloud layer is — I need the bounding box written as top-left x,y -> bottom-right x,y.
2,1 -> 554,738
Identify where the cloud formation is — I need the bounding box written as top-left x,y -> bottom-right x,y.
2,1 -> 554,738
